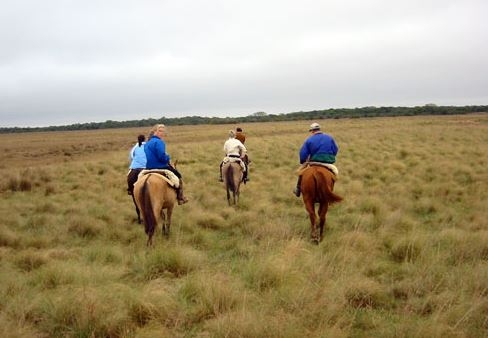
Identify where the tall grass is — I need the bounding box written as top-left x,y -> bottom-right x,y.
0,114 -> 487,337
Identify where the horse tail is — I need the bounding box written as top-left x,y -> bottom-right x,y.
226,163 -> 235,192
140,174 -> 157,237
316,170 -> 343,204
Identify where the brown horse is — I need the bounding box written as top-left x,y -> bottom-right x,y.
133,172 -> 177,246
300,165 -> 343,244
222,161 -> 244,205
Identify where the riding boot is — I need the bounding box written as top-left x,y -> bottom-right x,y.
244,163 -> 249,182
293,176 -> 302,197
177,179 -> 189,205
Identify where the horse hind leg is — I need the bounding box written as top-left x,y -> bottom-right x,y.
161,210 -> 167,237
161,209 -> 172,237
318,203 -> 329,242
226,188 -> 232,205
305,202 -> 319,244
147,234 -> 154,247
166,208 -> 172,236
131,194 -> 142,224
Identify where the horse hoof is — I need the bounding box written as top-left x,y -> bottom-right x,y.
311,239 -> 320,245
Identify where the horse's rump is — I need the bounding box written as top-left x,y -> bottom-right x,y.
222,161 -> 243,205
134,173 -> 177,243
301,166 -> 342,204
223,162 -> 242,192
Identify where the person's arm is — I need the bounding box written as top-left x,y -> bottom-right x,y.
239,143 -> 247,157
155,141 -> 170,163
129,144 -> 137,160
299,141 -> 310,164
332,138 -> 339,155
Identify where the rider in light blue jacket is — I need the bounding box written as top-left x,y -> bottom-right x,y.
127,134 -> 146,195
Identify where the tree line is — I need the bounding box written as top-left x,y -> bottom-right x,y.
1,104 -> 487,133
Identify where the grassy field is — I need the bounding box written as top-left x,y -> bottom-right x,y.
1,114 -> 487,337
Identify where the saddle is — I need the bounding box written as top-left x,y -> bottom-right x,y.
296,162 -> 339,177
138,169 -> 180,188
222,156 -> 246,172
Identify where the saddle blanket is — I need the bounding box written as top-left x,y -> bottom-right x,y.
137,169 -> 180,188
222,156 -> 246,172
296,162 -> 339,176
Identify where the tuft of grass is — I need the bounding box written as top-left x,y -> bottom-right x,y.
178,272 -> 241,323
14,250 -> 48,272
344,278 -> 393,310
388,236 -> 423,263
129,247 -> 205,280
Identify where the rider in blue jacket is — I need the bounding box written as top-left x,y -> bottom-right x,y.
144,124 -> 188,205
294,122 -> 339,197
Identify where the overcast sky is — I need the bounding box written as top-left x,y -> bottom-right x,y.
1,0 -> 487,127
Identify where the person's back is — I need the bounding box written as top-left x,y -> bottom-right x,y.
144,131 -> 170,169
130,143 -> 147,169
143,124 -> 188,204
235,127 -> 246,144
127,134 -> 147,195
300,130 -> 338,164
220,130 -> 248,182
224,138 -> 246,157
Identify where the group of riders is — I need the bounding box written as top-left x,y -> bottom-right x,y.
127,122 -> 339,205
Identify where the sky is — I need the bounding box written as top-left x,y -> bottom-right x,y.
1,0 -> 487,128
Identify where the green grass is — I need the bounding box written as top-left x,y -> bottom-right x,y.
0,114 -> 488,337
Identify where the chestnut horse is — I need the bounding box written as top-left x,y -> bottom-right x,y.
222,161 -> 244,205
300,164 -> 343,244
133,172 -> 177,246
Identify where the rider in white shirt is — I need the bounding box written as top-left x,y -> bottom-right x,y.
220,130 -> 248,182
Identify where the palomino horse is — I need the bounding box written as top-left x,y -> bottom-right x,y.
222,161 -> 244,205
133,172 -> 177,246
300,164 -> 343,244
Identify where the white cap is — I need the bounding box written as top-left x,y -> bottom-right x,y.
309,122 -> 320,131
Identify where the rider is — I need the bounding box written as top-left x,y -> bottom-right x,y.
127,134 -> 146,195
144,124 -> 189,205
219,130 -> 248,182
235,127 -> 246,144
294,122 -> 339,197
235,127 -> 250,181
